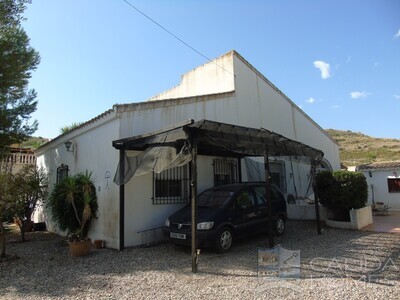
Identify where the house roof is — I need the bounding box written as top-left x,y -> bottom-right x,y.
357,161 -> 400,171
37,50 -> 336,151
113,119 -> 324,161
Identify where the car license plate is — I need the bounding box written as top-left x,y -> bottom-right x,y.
170,232 -> 186,240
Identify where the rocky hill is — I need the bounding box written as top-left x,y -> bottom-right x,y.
326,129 -> 400,167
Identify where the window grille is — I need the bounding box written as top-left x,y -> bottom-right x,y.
56,164 -> 69,184
213,159 -> 238,186
153,165 -> 190,205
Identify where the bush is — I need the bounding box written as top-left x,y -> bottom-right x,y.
316,170 -> 368,221
47,171 -> 98,239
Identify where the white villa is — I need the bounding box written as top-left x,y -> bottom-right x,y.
35,50 -> 340,249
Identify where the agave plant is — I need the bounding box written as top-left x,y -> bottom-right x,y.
47,171 -> 98,240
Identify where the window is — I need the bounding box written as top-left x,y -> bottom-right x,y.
269,161 -> 286,192
213,159 -> 238,186
236,189 -> 256,209
153,165 -> 189,204
388,178 -> 400,193
254,186 -> 266,204
56,164 -> 69,184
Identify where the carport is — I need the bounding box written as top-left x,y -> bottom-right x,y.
112,119 -> 324,273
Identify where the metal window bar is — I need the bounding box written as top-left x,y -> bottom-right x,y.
152,165 -> 189,205
213,159 -> 238,186
56,164 -> 69,184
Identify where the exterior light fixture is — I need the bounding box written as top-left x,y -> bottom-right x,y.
64,141 -> 74,153
368,171 -> 372,178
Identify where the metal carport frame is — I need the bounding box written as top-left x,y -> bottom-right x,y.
113,119 -> 324,273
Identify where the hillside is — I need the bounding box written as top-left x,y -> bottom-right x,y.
326,129 -> 400,167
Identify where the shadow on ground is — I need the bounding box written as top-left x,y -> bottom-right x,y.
0,220 -> 399,298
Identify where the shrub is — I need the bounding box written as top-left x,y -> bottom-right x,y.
47,171 -> 98,239
316,170 -> 368,221
11,165 -> 48,242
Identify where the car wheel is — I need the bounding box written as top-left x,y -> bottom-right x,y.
275,216 -> 285,236
216,227 -> 233,253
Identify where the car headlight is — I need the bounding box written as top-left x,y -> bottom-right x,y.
165,218 -> 170,227
197,222 -> 214,230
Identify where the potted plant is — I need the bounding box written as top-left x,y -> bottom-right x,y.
47,171 -> 98,256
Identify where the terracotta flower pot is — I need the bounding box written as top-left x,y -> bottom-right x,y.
93,239 -> 104,249
69,239 -> 92,257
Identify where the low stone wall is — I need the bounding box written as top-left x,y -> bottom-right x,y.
350,205 -> 373,229
326,206 -> 373,230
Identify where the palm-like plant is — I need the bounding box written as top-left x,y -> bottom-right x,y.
63,177 -> 80,226
47,171 -> 98,240
77,171 -> 96,237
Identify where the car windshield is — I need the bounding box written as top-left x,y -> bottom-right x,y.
197,189 -> 234,208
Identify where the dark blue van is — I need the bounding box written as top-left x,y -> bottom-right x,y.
163,182 -> 287,252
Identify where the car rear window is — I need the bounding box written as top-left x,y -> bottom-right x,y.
197,189 -> 234,208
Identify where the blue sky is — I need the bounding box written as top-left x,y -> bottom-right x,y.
23,0 -> 400,139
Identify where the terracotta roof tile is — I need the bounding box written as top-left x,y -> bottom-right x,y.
358,161 -> 400,170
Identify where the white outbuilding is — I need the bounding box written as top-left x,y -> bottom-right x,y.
35,50 -> 340,249
357,161 -> 400,211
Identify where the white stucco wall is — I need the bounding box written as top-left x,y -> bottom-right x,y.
125,51 -> 340,170
123,155 -> 231,246
148,52 -> 235,101
35,114 -> 121,248
362,170 -> 400,211
231,54 -> 340,170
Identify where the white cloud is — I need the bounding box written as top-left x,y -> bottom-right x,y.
330,105 -> 340,109
394,29 -> 400,39
306,97 -> 315,104
394,94 -> 400,100
313,60 -> 331,79
350,91 -> 370,99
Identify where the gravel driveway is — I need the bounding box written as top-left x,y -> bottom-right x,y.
1,221 -> 399,299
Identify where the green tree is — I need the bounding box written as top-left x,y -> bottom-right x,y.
0,170 -> 14,258
11,164 -> 48,242
0,0 -> 40,150
0,0 -> 39,259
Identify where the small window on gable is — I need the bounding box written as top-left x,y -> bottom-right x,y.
153,165 -> 190,205
57,164 -> 69,184
388,178 -> 400,193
